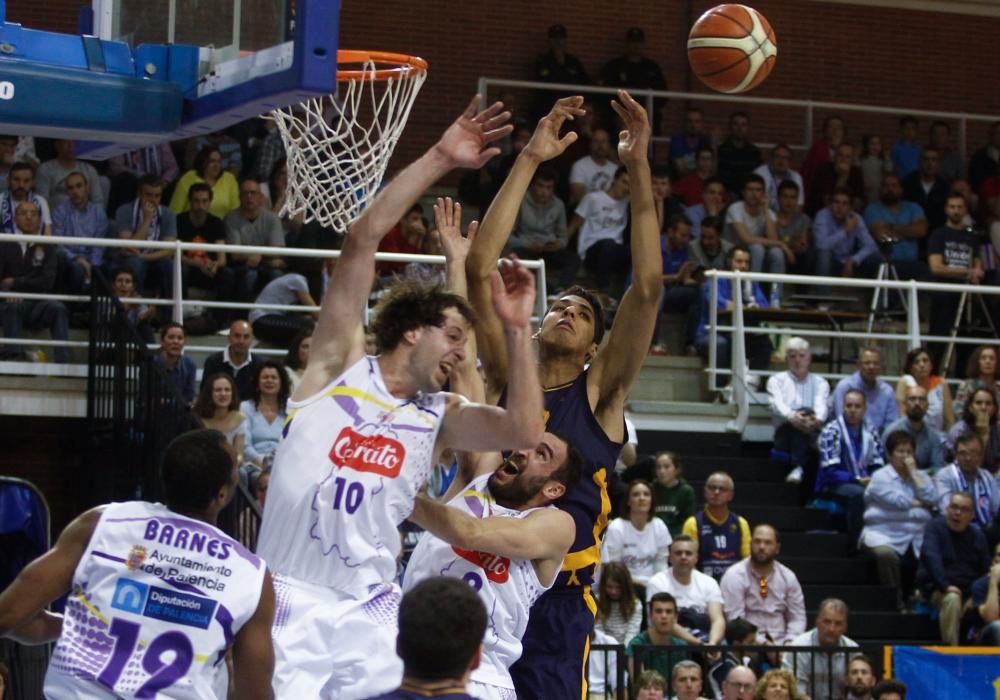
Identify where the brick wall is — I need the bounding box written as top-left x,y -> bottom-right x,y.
7,1 -> 1000,171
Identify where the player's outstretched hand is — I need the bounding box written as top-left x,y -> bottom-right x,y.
434,95 -> 514,170
434,197 -> 478,264
611,89 -> 651,167
490,255 -> 536,330
522,96 -> 586,164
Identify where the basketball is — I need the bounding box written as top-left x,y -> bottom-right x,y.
687,4 -> 777,94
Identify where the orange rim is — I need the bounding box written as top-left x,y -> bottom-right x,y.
336,49 -> 428,82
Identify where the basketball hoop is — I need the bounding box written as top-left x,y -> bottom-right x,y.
270,50 -> 429,232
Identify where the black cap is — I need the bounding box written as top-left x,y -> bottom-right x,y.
626,27 -> 645,41
548,24 -> 568,39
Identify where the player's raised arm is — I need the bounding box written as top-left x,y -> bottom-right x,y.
296,96 -> 513,401
466,97 -> 585,398
231,570 -> 276,700
0,508 -> 101,642
588,90 -> 661,432
438,257 -> 545,453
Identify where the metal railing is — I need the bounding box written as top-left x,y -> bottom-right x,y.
704,269 -> 999,433
85,269 -> 195,504
217,480 -> 263,552
477,77 -> 1000,159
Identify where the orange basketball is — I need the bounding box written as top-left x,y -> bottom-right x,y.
687,4 -> 777,94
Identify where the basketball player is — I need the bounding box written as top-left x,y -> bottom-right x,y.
365,577 -> 488,700
404,436 -> 581,700
0,429 -> 275,699
255,95 -> 547,700
465,92 -> 662,698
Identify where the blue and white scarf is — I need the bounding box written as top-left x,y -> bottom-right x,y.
0,190 -> 43,232
838,415 -> 876,478
949,463 -> 996,527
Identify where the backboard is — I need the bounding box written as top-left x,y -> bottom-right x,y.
0,0 -> 339,158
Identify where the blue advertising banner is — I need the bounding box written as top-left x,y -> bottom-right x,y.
893,646 -> 1000,698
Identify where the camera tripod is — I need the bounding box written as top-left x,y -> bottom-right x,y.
940,288 -> 998,374
865,258 -> 909,333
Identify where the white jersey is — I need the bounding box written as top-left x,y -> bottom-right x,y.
257,355 -> 447,592
44,501 -> 265,699
403,474 -> 553,690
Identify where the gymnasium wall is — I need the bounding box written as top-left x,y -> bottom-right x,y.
8,1 -> 1000,172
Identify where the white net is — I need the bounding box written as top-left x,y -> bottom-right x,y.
270,54 -> 428,233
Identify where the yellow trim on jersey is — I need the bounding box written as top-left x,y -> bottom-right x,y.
286,385 -> 439,428
75,590 -> 108,626
681,513 -> 752,557
560,468 -> 612,582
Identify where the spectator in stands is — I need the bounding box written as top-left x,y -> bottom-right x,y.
831,347 -> 899,434
651,212 -> 699,354
569,128 -> 618,207
652,167 -> 686,230
927,194 -> 983,369
675,146 -> 716,208
818,388 -> 884,549
901,147 -> 949,230
783,598 -> 859,700
1,161 -> 52,235
634,670 -> 669,700
686,176 -> 727,238
0,135 -> 16,192
569,165 -> 630,291
239,360 -> 288,477
812,187 -> 880,293
859,431 -> 938,610
225,175 -> 286,302
754,669 -> 802,700
688,215 -> 731,270
671,660 -> 708,700
671,108 -> 712,180
936,433 -> 998,529
185,130 -> 242,175
946,387 -> 1000,473
107,144 -> 180,214
603,479 -> 672,595
194,372 -> 246,454
507,166 -> 575,292
694,245 -> 774,375
707,618 -> 759,699
248,272 -> 317,347
112,175 -> 177,317
969,121 -> 1000,193
588,628 -> 621,699
36,139 -> 104,211
968,541 -> 1000,645
721,524 -> 806,645
170,145 -> 240,219
177,182 -> 236,320
683,472 -> 751,580
267,159 -> 299,233
379,576 -> 487,698
651,452 -> 696,537
0,202 -> 69,362
775,182 -> 813,276
153,322 -> 196,403
112,267 -> 155,344
871,679 -> 907,700
626,592 -> 689,682
918,491 -> 990,645
202,320 -> 261,400
754,144 -> 803,213
767,336 -> 829,485
863,173 -> 928,281
954,345 -> 1000,419
891,117 -> 921,179
929,121 -> 963,186
645,535 -> 726,647
600,27 -> 667,92
722,666 -> 758,700
52,171 -> 108,293
376,202 -> 426,278
807,142 -> 865,216
802,115 -> 846,199
252,121 -> 286,186
858,134 -> 893,205
843,655 -> 876,700
533,23 -> 590,90
724,174 -> 787,292
283,331 -> 311,393
716,112 -> 762,196
894,347 -> 955,433
882,385 -> 946,473
596,561 -> 643,646
977,160 -> 1000,226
